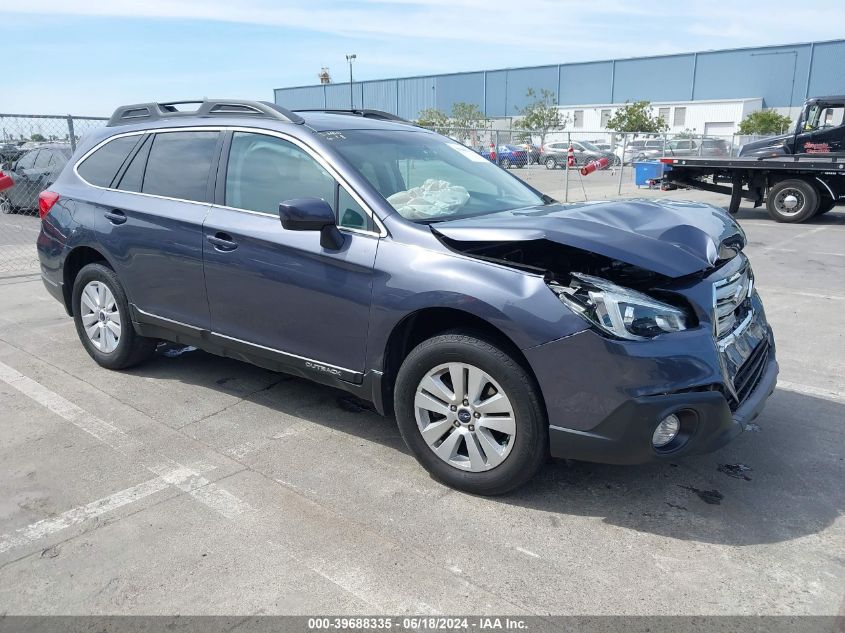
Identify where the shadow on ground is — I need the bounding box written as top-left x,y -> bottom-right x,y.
129,345 -> 845,548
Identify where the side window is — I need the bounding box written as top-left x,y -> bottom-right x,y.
116,136 -> 152,193
338,188 -> 372,231
34,150 -> 52,169
225,132 -> 335,214
142,131 -> 218,202
16,151 -> 38,170
77,136 -> 141,187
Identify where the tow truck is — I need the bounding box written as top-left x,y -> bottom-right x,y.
660,96 -> 845,223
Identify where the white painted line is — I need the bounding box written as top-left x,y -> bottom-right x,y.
515,546 -> 541,559
0,477 -> 170,554
763,247 -> 845,258
0,361 -> 143,455
0,360 -> 251,524
764,288 -> 845,301
778,381 -> 845,405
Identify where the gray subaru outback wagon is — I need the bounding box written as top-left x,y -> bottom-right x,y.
36,100 -> 777,494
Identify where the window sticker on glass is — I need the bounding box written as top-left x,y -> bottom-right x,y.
445,142 -> 487,163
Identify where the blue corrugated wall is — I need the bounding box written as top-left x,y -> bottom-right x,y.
273,39 -> 845,119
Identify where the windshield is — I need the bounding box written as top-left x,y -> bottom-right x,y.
579,141 -> 600,151
321,129 -> 544,221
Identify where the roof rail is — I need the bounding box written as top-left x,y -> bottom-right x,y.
293,109 -> 412,123
106,99 -> 305,127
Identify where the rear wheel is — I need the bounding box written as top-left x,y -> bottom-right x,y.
394,333 -> 548,495
72,263 -> 157,369
499,158 -> 511,169
766,179 -> 819,223
544,157 -> 557,170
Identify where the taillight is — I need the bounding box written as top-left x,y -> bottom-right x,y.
38,190 -> 60,219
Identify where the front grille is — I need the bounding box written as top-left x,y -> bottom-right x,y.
727,339 -> 770,410
713,263 -> 753,339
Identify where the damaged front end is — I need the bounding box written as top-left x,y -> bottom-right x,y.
431,199 -> 749,342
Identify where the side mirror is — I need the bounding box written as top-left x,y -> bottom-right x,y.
278,197 -> 344,250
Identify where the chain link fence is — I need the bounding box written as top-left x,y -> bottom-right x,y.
0,114 -> 108,274
419,125 -> 778,202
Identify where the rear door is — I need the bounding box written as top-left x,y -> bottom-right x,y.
202,130 -> 379,377
8,149 -> 39,209
92,129 -> 221,328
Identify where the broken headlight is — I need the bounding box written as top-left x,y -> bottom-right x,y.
551,273 -> 688,340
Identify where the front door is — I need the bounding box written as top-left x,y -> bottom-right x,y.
202,131 -> 380,378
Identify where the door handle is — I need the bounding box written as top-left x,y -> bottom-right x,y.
206,233 -> 238,252
104,210 -> 127,225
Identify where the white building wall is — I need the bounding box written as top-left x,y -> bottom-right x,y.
551,98 -> 765,138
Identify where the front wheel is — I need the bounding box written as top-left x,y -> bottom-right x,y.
72,263 -> 157,369
766,179 -> 819,223
499,158 -> 511,169
544,157 -> 557,170
394,333 -> 548,495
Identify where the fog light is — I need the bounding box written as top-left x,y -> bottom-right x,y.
652,414 -> 681,448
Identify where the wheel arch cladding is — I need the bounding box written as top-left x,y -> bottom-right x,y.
378,307 -> 544,418
63,246 -> 112,315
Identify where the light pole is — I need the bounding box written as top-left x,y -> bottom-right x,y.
345,54 -> 357,109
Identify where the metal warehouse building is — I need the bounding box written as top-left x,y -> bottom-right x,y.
274,39 -> 845,134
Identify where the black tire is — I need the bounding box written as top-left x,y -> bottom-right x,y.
0,194 -> 13,215
72,263 -> 157,370
728,174 -> 743,215
499,158 -> 511,169
766,179 -> 819,223
394,332 -> 548,495
544,157 -> 557,170
816,197 -> 836,216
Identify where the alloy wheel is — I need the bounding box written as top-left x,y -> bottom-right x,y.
414,362 -> 516,472
79,280 -> 122,353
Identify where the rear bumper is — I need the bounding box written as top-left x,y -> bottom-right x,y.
548,353 -> 778,464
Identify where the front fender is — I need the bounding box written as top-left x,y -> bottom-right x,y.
366,238 -> 587,371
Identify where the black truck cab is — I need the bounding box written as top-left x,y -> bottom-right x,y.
740,96 -> 845,157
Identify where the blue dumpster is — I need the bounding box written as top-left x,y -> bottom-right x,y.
634,161 -> 668,187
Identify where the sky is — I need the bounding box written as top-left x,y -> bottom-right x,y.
3,0 -> 845,116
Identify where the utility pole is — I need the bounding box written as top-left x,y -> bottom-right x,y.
345,54 -> 357,109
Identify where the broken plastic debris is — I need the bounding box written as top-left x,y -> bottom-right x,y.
162,345 -> 197,358
717,463 -> 753,480
387,179 -> 470,219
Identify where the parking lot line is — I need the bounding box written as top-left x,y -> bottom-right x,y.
0,476 -> 170,554
0,358 -> 251,524
777,380 -> 845,404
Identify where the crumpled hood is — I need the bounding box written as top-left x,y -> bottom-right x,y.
432,199 -> 746,278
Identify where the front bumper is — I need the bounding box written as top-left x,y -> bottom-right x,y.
525,301 -> 778,465
547,350 -> 777,464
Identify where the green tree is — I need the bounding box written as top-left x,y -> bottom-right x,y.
449,102 -> 487,132
605,101 -> 668,133
738,110 -> 793,135
30,133 -> 46,142
416,107 -> 450,134
514,88 -> 566,148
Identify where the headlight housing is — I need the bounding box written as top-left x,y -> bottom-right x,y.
551,273 -> 688,340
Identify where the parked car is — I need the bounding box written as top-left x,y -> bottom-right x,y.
1,143 -> 71,214
639,138 -> 733,161
37,99 -> 778,495
0,142 -> 25,168
512,142 -> 541,164
623,138 -> 665,163
480,144 -> 528,168
542,140 -> 616,169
